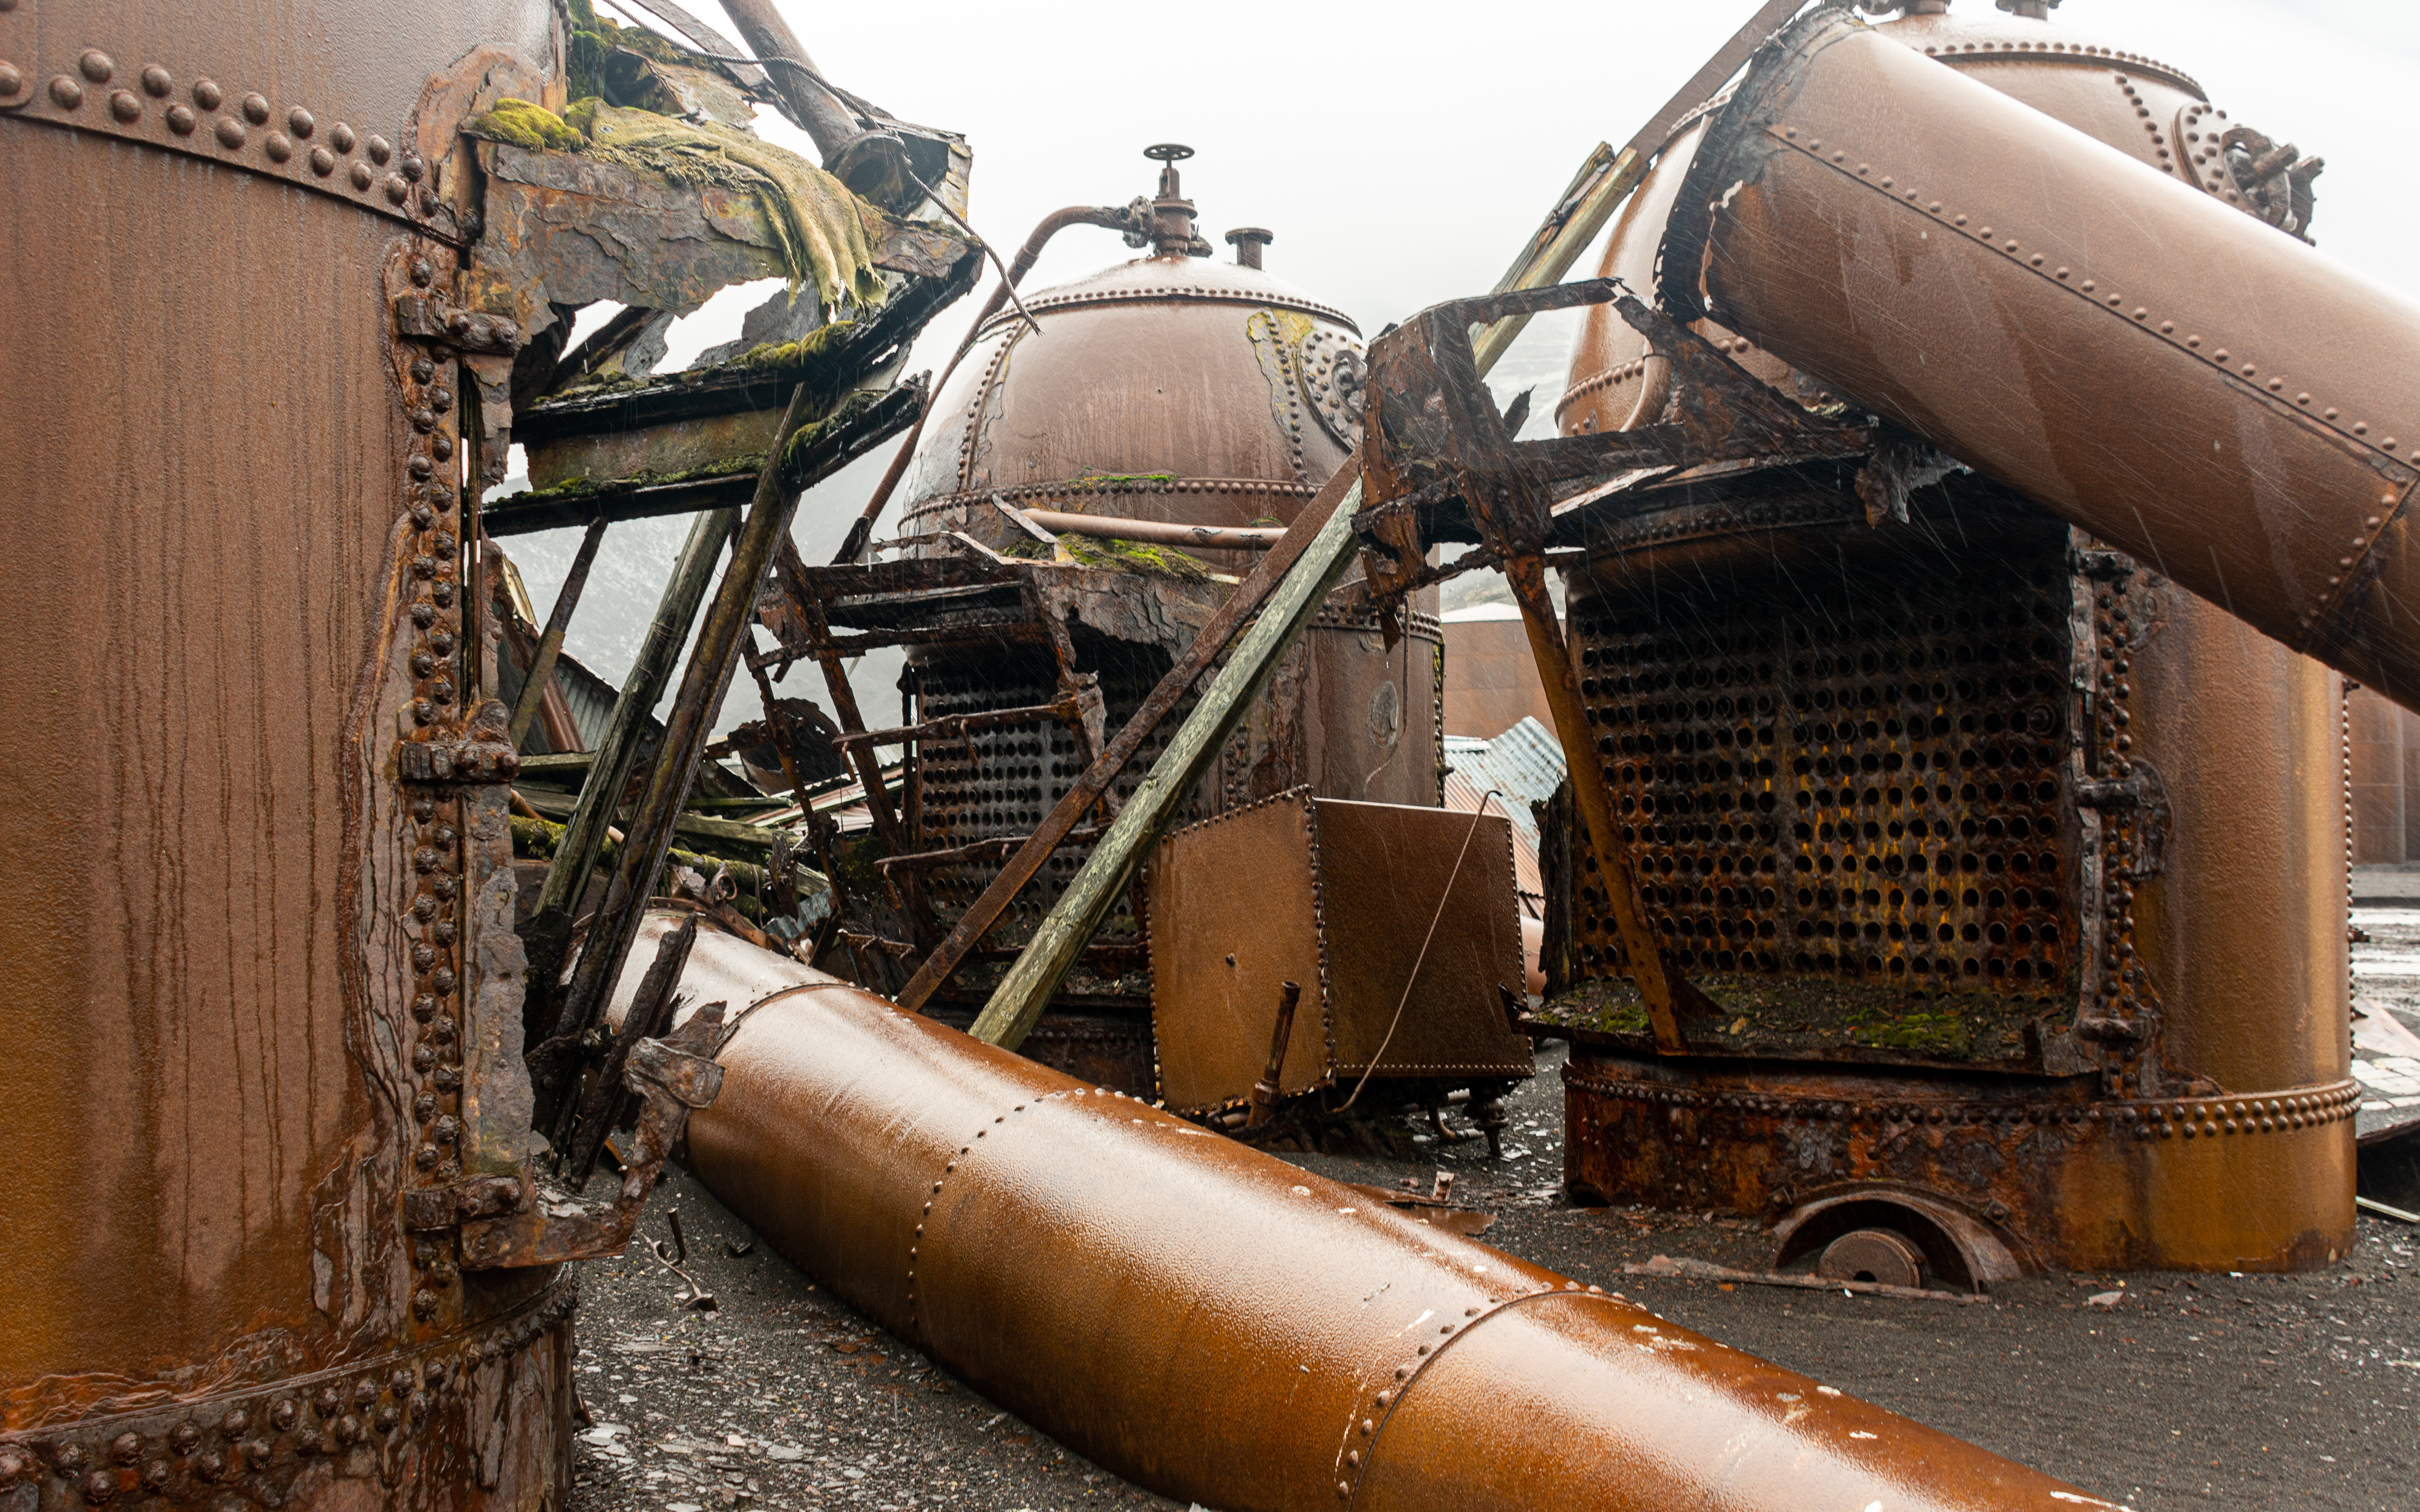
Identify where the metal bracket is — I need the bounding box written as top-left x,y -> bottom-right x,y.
393,293 -> 525,354
399,699 -> 522,784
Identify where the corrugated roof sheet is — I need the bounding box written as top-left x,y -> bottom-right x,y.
1441,717 -> 1566,919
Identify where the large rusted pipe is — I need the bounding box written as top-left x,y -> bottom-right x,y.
1664,7 -> 2420,709
615,912 -> 2108,1511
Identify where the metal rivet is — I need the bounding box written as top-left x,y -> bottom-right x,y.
265,131 -> 292,162
384,172 -> 409,204
400,152 -> 425,183
108,88 -> 139,122
311,145 -> 336,175
240,92 -> 268,124
79,49 -> 114,83
165,102 -> 195,134
192,78 -> 221,109
48,74 -> 83,108
136,64 -> 172,97
350,161 -> 373,190
0,65 -> 21,99
214,116 -> 243,148
287,105 -> 315,137
366,133 -> 391,164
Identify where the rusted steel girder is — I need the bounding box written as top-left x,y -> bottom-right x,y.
609,913 -> 2113,1512
1666,6 -> 2420,712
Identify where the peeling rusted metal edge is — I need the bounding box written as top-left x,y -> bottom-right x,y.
514,250 -> 978,443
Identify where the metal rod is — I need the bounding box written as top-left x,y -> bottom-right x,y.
1247,981 -> 1303,1128
835,698 -> 1081,751
712,0 -> 864,163
1021,510 -> 1283,550
893,455 -> 1365,1014
549,382 -> 825,1074
523,505 -> 742,1002
965,481 -> 1364,1051
509,516 -> 609,748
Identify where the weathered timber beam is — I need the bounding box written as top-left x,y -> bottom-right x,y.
508,516 -> 608,746
484,379 -> 925,536
545,382 -> 826,1097
963,482 -> 1364,1049
1021,510 -> 1283,550
523,506 -> 741,1000
516,787 -> 780,853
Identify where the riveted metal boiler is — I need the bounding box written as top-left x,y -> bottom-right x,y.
883,150 -> 1447,1086
1534,0 -> 2355,1276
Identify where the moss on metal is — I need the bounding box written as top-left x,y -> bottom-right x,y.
1051,532 -> 1212,582
465,97 -> 583,151
742,321 -> 857,369
1532,972 -> 2059,1064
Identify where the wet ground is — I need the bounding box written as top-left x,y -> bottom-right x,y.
567,913 -> 2420,1512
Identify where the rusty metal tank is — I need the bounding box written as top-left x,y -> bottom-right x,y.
1537,0 -> 2355,1275
886,149 -> 1444,1082
0,2 -> 575,1506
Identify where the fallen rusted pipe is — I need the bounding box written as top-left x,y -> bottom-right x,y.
616,913 -> 2110,1511
1666,7 -> 2420,708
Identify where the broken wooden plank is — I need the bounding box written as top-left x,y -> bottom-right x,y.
487,379 -> 924,536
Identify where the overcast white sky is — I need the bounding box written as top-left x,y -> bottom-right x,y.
514,0 -> 2420,737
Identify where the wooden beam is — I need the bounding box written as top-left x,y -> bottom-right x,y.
964,481 -> 1363,1050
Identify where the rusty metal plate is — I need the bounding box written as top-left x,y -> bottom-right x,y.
1150,792 -> 1532,1113
1563,1044 -> 2360,1274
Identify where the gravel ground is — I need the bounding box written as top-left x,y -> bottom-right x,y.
569,919 -> 2420,1512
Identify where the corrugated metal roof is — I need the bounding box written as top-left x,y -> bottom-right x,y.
1444,717 -> 1564,837
1441,717 -> 1566,919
